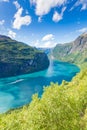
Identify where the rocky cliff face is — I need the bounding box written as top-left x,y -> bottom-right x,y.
52,33 -> 87,64
0,35 -> 49,78
70,33 -> 87,53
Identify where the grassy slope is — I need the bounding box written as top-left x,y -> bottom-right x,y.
52,33 -> 87,69
0,53 -> 87,129
0,68 -> 87,130
53,45 -> 87,69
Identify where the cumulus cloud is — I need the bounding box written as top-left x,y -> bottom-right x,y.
40,41 -> 57,48
30,0 -> 67,16
32,40 -> 57,48
0,20 -> 5,25
42,34 -> 54,41
8,30 -> 16,39
70,0 -> 87,11
52,7 -> 66,22
41,34 -> 56,48
77,27 -> 87,33
13,7 -> 32,29
32,34 -> 56,48
52,11 -> 62,22
13,1 -> 20,9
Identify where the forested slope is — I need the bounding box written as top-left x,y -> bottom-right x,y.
0,35 -> 49,78
0,68 -> 87,130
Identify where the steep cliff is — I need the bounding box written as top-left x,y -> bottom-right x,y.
53,33 -> 87,66
0,35 -> 49,78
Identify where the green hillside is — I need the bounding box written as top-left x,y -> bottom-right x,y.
0,68 -> 87,130
0,34 -> 87,130
0,35 -> 49,78
52,33 -> 87,69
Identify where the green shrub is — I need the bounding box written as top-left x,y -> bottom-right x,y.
0,69 -> 87,130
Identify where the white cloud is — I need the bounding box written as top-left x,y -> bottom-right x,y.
41,34 -> 56,48
13,1 -> 20,9
32,34 -> 56,48
8,30 -> 16,39
30,0 -> 67,16
32,40 -> 57,48
40,41 -> 57,48
0,20 -> 5,25
70,0 -> 87,11
52,7 -> 66,22
13,7 -> 32,29
77,27 -> 87,33
52,11 -> 62,22
42,34 -> 54,41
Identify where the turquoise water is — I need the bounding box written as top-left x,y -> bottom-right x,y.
0,60 -> 80,113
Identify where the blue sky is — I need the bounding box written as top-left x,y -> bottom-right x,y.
0,0 -> 87,48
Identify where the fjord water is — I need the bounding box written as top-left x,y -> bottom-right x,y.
0,60 -> 80,113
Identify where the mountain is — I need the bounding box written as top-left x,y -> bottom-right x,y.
0,35 -> 49,78
52,33 -> 87,67
38,48 -> 52,54
0,34 -> 87,130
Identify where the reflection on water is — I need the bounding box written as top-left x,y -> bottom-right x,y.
0,60 -> 80,113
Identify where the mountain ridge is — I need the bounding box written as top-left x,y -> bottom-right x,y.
52,33 -> 87,67
0,35 -> 49,78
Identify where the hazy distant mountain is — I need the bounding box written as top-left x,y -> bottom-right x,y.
38,48 -> 52,54
52,33 -> 87,65
0,35 -> 49,78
